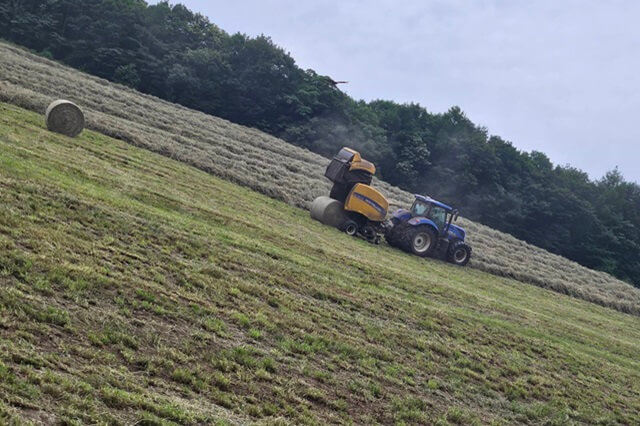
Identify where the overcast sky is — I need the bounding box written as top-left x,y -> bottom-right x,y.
153,1 -> 640,183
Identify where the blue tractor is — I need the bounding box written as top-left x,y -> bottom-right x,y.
385,195 -> 472,266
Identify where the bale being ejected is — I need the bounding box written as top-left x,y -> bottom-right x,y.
310,147 -> 472,266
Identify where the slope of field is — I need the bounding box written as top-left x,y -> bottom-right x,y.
1,42 -> 639,315
2,103 -> 640,425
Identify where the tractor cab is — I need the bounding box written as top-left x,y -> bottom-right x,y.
386,194 -> 471,266
410,195 -> 457,234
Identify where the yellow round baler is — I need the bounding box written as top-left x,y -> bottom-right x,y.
310,148 -> 389,243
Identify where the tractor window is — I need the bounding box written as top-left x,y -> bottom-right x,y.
412,201 -> 429,217
429,206 -> 447,230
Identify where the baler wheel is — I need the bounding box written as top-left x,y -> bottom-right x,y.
340,220 -> 359,236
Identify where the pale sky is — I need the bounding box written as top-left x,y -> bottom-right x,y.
152,1 -> 640,183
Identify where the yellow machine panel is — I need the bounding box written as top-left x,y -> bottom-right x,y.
342,147 -> 361,162
349,159 -> 376,175
341,147 -> 376,175
344,183 -> 389,222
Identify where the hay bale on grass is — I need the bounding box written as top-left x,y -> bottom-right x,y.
45,100 -> 84,137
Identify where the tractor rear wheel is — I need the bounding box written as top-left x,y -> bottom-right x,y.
399,225 -> 437,257
447,241 -> 472,266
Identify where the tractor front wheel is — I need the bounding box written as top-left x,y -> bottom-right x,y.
400,225 -> 437,257
447,241 -> 472,266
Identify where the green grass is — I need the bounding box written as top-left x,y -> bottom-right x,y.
0,102 -> 639,425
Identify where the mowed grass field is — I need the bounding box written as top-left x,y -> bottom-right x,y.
1,103 -> 640,425
1,42 -> 640,316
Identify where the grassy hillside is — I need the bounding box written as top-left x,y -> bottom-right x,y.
1,42 -> 639,316
1,103 -> 640,424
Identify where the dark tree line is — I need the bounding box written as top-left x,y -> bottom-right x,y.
2,0 -> 639,286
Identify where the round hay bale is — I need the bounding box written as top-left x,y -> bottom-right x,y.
45,100 -> 84,137
310,196 -> 348,228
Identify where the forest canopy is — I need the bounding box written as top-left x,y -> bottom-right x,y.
2,0 -> 639,286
